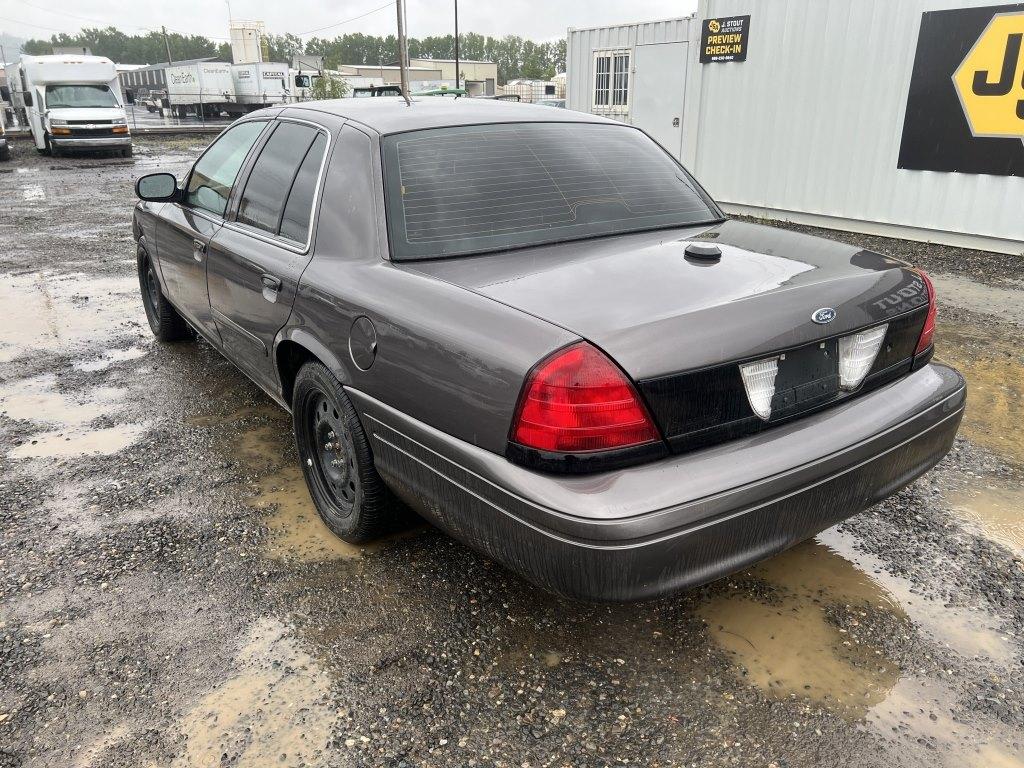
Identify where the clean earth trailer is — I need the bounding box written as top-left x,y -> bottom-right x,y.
165,61 -> 236,118
566,0 -> 1024,255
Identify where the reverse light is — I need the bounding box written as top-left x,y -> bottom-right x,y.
838,324 -> 888,391
914,270 -> 937,355
739,357 -> 779,421
511,342 -> 659,453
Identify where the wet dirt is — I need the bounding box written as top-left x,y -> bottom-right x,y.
161,618 -> 336,768
2,136 -> 1024,768
0,272 -> 142,364
933,318 -> 1024,467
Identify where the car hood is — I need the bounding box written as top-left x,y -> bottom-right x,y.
46,107 -> 124,122
406,219 -> 927,380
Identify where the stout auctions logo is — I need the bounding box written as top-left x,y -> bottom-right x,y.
953,11 -> 1024,141
899,3 -> 1024,177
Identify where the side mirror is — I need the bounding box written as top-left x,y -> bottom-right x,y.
23,91 -> 33,108
136,172 -> 179,202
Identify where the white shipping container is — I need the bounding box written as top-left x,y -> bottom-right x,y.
166,62 -> 234,108
566,1 -> 1024,255
232,62 -> 290,106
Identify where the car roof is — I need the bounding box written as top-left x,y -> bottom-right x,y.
279,96 -> 615,135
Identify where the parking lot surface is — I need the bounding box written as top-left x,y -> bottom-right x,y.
1,136 -> 1022,768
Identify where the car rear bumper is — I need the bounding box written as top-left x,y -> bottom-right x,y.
348,363 -> 966,601
50,135 -> 132,148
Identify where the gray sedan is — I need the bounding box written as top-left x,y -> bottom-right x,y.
131,98 -> 965,601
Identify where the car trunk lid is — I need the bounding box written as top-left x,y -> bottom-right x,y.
407,219 -> 930,452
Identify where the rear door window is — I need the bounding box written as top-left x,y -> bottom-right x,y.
279,133 -> 328,243
236,121 -> 325,240
185,121 -> 267,216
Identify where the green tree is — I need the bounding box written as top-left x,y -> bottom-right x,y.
18,26 -> 568,84
310,73 -> 349,99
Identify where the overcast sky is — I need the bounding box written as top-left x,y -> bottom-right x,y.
1,0 -> 697,44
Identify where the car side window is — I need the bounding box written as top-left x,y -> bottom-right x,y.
236,122 -> 324,239
279,133 -> 327,243
185,121 -> 266,216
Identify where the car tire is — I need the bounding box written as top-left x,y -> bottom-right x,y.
0,145 -> 9,162
292,361 -> 398,543
122,146 -> 133,158
137,246 -> 192,342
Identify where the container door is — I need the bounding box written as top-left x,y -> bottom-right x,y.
631,42 -> 688,160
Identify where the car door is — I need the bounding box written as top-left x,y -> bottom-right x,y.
206,118 -> 330,391
155,119 -> 268,339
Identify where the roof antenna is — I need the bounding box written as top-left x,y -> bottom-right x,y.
396,0 -> 412,105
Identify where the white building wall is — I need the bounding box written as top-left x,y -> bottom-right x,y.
568,1 -> 1024,255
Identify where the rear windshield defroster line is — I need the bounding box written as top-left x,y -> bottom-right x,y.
382,122 -> 721,260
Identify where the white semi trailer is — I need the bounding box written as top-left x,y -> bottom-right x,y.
165,61 -> 236,118
11,54 -> 132,157
231,62 -> 290,108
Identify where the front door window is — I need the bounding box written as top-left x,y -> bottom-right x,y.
185,121 -> 267,216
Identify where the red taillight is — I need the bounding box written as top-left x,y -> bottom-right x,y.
915,269 -> 937,355
511,342 -> 660,453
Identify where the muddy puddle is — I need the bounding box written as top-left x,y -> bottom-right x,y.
1,373 -> 147,460
253,464 -> 369,562
933,316 -> 1023,466
699,538 -> 903,716
0,271 -> 143,363
73,345 -> 149,372
946,484 -> 1024,556
697,526 -> 1020,763
222,422 -> 400,563
162,617 -> 336,768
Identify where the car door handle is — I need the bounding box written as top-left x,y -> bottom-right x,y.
261,273 -> 283,303
192,238 -> 206,262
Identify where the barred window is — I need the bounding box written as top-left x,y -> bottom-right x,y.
594,55 -> 611,107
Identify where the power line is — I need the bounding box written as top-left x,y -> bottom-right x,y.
295,1 -> 395,37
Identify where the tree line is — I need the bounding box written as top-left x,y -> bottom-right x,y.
21,27 -> 567,85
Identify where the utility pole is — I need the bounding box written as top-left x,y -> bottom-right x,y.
395,0 -> 411,104
162,26 -> 173,67
454,0 -> 460,89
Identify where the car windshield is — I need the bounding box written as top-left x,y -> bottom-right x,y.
382,122 -> 721,260
45,84 -> 119,109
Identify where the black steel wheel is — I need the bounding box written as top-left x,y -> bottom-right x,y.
137,246 -> 192,342
292,361 -> 398,543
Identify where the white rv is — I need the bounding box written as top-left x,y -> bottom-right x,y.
12,55 -> 131,157
165,61 -> 235,118
232,62 -> 290,109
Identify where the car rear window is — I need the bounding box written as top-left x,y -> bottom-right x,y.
382,122 -> 720,260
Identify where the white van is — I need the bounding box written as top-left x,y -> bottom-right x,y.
12,54 -> 132,157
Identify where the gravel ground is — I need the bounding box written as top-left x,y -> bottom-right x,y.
1,136 -> 1022,768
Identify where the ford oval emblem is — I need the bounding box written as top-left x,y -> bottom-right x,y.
812,307 -> 837,324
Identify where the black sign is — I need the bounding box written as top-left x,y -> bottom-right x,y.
700,15 -> 751,63
898,4 -> 1024,177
